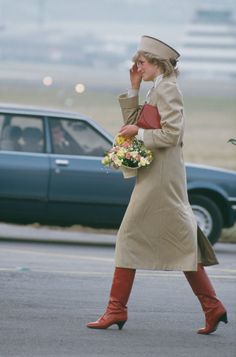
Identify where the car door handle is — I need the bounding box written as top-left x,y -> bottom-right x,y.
55,159 -> 69,166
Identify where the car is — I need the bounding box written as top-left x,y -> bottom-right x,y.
0,104 -> 235,244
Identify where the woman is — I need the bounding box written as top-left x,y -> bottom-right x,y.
87,35 -> 228,334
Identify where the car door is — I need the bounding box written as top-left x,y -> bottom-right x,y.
47,117 -> 134,226
0,113 -> 50,221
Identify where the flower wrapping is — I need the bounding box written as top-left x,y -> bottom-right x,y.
102,135 -> 153,178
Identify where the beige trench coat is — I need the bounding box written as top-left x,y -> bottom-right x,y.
115,74 -> 218,271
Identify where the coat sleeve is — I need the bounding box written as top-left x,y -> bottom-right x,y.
118,93 -> 141,125
143,81 -> 184,149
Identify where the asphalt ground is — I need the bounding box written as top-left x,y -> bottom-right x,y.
0,223 -> 116,246
0,222 -> 236,357
0,240 -> 235,357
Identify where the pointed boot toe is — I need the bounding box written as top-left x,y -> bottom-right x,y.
87,312 -> 127,330
197,310 -> 228,335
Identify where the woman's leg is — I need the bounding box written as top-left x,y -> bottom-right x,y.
87,267 -> 136,329
184,264 -> 228,334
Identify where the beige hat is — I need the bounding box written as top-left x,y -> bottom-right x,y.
138,35 -> 180,60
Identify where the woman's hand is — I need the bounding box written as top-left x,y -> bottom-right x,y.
119,125 -> 139,137
130,63 -> 142,90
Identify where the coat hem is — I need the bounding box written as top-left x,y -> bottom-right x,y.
115,260 -> 218,272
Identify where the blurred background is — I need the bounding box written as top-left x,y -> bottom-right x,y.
0,0 -> 235,170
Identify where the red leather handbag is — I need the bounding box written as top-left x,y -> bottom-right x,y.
137,103 -> 161,129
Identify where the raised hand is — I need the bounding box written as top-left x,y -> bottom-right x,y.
130,63 -> 142,90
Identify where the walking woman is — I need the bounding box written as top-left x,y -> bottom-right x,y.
87,35 -> 228,334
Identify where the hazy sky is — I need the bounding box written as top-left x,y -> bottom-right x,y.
1,0 -> 235,25
1,0 -> 235,50
0,0 -> 235,75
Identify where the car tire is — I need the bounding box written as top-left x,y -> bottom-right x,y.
189,194 -> 223,245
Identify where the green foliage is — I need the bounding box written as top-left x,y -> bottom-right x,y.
228,139 -> 236,145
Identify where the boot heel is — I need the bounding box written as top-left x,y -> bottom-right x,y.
220,312 -> 228,324
117,321 -> 126,330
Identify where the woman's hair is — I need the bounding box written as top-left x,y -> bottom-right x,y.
132,51 -> 179,77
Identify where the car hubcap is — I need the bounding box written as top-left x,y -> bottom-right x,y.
191,205 -> 213,237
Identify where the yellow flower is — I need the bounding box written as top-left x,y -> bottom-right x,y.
102,156 -> 110,165
115,135 -> 134,146
115,135 -> 126,145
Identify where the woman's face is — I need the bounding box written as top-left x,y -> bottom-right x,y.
137,55 -> 161,81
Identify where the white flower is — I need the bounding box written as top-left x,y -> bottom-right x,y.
138,157 -> 149,167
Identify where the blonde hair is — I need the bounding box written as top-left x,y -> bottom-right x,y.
132,51 -> 179,77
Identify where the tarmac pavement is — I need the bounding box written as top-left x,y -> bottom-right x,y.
1,223 -> 236,356
0,239 -> 235,357
0,222 -> 116,246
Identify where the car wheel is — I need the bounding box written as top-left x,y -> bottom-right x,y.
189,194 -> 223,245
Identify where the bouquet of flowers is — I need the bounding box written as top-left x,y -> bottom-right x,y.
102,135 -> 153,178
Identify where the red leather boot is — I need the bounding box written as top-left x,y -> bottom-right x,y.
87,267 -> 136,330
184,264 -> 228,334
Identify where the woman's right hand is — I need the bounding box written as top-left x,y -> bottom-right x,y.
130,63 -> 142,90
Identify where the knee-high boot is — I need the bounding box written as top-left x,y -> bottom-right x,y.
184,264 -> 228,334
87,267 -> 136,330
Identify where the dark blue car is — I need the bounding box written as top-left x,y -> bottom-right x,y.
0,104 -> 235,244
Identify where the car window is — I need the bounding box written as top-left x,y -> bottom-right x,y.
0,115 -> 45,153
49,118 -> 111,156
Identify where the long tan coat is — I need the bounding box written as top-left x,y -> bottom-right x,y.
115,74 -> 218,271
